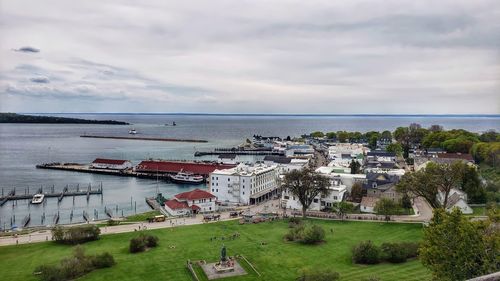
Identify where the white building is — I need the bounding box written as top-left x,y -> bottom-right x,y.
360,196 -> 379,213
281,178 -> 347,211
263,156 -> 308,174
210,163 -> 280,205
90,158 -> 133,170
164,189 -> 216,216
437,188 -> 473,214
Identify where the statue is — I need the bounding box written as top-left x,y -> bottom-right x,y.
220,244 -> 227,262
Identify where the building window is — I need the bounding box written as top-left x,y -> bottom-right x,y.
284,196 -> 289,200
313,199 -> 319,203
243,192 -> 245,195
212,189 -> 214,192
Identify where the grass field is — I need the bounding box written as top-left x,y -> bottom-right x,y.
0,219 -> 431,281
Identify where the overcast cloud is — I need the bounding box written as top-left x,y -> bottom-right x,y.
0,0 -> 499,114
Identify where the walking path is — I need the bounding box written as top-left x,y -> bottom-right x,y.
0,197 -> 432,247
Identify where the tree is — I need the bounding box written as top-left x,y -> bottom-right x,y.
456,163 -> 486,203
381,130 -> 392,140
326,132 -> 336,139
420,209 -> 499,281
350,182 -> 364,203
337,131 -> 349,143
368,135 -> 378,150
386,143 -> 403,156
332,201 -> 353,220
479,130 -> 499,142
397,162 -> 464,209
426,162 -> 463,208
397,168 -> 441,208
394,127 -> 410,158
349,160 -> 361,174
429,124 -> 444,132
374,198 -> 398,221
311,131 -> 324,138
283,169 -> 331,218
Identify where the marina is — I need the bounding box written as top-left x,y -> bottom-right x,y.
0,184 -> 103,206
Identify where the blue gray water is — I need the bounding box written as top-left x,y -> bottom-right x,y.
1,114 -> 499,228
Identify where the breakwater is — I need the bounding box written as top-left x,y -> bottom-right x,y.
80,135 -> 208,143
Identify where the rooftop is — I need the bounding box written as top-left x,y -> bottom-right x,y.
92,158 -> 129,165
175,188 -> 216,201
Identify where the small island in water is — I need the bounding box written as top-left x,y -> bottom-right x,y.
0,113 -> 130,125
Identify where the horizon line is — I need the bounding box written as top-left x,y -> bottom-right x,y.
11,112 -> 500,117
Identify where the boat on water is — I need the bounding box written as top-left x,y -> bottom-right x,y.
31,193 -> 45,204
170,171 -> 204,184
129,129 -> 137,134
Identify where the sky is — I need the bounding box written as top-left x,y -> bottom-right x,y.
0,0 -> 499,114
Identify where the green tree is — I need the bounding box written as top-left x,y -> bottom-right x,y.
420,209 -> 499,281
394,127 -> 410,158
397,162 -> 464,209
374,198 -> 398,221
381,130 -> 392,140
337,131 -> 349,143
283,169 -> 331,218
349,160 -> 361,174
332,201 -> 353,220
350,182 -> 364,203
326,132 -> 336,139
386,143 -> 403,156
480,130 -> 499,142
310,131 -> 324,138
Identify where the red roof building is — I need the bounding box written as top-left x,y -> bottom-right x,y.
135,160 -> 236,176
92,158 -> 128,165
164,188 -> 216,216
90,158 -> 132,170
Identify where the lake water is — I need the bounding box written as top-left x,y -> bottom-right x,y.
0,114 -> 499,228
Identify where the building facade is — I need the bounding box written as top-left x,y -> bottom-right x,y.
164,189 -> 216,216
210,164 -> 279,205
90,158 -> 133,170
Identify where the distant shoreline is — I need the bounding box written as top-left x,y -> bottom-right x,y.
16,112 -> 500,118
0,113 -> 130,125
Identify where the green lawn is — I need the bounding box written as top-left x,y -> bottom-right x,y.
0,219 -> 431,281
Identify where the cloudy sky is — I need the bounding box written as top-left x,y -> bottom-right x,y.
1,0 -> 499,114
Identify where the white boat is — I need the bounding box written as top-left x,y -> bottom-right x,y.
31,194 -> 45,204
129,129 -> 137,134
170,171 -> 204,184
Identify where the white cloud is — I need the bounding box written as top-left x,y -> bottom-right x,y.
0,0 -> 499,113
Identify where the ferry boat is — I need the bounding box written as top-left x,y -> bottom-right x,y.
31,193 -> 45,204
170,171 -> 204,184
129,129 -> 137,134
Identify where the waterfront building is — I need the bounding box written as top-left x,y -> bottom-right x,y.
90,158 -> 133,170
164,188 -> 216,216
209,163 -> 280,205
281,178 -> 347,211
135,160 -> 236,177
263,155 -> 308,174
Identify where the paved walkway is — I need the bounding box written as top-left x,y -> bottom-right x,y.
0,198 -> 431,247
0,199 -> 280,246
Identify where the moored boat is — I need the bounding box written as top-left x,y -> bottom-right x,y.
31,193 -> 45,204
129,129 -> 137,134
170,171 -> 204,184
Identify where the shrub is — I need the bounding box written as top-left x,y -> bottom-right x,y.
352,241 -> 381,264
91,252 -> 115,268
107,219 -> 120,226
129,237 -> 146,253
302,225 -> 325,244
129,234 -> 159,253
52,225 -> 100,245
145,235 -> 159,248
381,243 -> 407,263
34,264 -> 64,281
289,217 -> 303,228
296,268 -> 340,281
34,247 -> 115,281
285,225 -> 305,241
401,242 -> 419,259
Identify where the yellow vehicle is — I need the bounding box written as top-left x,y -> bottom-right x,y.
148,215 -> 166,222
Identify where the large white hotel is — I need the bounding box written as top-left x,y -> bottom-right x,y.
209,163 -> 280,205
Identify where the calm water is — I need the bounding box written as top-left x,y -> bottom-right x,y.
1,114 -> 499,228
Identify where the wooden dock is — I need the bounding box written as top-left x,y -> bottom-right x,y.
80,135 -> 208,143
0,185 -> 102,204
